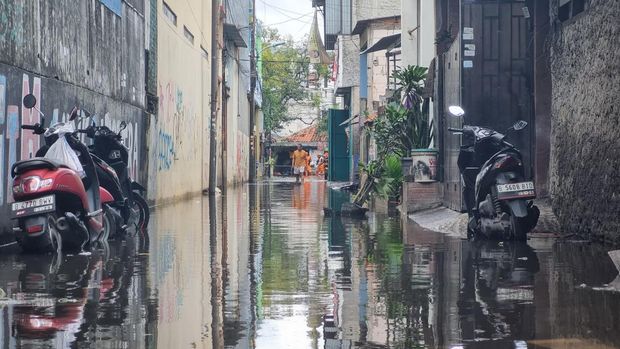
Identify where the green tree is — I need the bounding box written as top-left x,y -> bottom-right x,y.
260,28 -> 309,132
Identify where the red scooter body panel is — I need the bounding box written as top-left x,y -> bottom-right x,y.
13,167 -> 90,211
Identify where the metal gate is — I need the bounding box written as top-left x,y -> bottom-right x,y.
443,0 -> 534,211
462,0 -> 534,175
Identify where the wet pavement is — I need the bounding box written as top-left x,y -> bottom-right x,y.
0,180 -> 619,348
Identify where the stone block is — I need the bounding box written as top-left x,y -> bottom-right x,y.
401,181 -> 443,214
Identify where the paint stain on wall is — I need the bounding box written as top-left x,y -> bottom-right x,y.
6,105 -> 19,203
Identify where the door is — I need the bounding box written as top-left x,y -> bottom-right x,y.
328,109 -> 350,182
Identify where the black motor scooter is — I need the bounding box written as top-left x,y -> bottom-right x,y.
80,119 -> 150,232
448,106 -> 540,240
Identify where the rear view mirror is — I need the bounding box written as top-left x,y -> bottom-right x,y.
513,120 -> 528,130
23,94 -> 37,109
69,106 -> 79,121
448,105 -> 465,117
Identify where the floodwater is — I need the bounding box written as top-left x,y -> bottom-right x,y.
0,180 -> 619,348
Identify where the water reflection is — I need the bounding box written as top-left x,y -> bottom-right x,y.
0,181 -> 619,348
0,238 -> 152,348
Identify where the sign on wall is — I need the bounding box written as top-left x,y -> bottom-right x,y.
100,0 -> 122,16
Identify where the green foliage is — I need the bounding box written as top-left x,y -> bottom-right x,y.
357,154 -> 403,200
391,65 -> 428,106
261,28 -> 309,132
355,65 -> 433,205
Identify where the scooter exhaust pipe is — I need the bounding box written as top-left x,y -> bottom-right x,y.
55,217 -> 70,232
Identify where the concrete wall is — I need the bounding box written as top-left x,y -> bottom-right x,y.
354,0 -> 400,23
0,0 -> 147,240
335,35 -> 360,89
401,0 -> 436,68
223,43 -> 250,186
222,0 -> 251,187
152,0 -> 211,202
548,0 -> 620,241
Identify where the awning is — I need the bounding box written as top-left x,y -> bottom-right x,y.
339,114 -> 360,127
224,24 -> 247,48
360,33 -> 401,55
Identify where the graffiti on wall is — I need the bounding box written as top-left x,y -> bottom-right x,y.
157,129 -> 175,171
0,71 -> 144,207
155,81 -> 199,172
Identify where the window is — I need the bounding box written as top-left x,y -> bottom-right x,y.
183,26 -> 194,44
163,2 -> 177,26
201,46 -> 209,59
559,0 -> 586,22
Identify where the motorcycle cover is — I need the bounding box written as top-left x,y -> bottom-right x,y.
44,123 -> 85,177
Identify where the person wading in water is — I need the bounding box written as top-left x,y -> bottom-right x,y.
291,144 -> 308,184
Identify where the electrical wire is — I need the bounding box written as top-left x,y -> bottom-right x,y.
262,11 -> 314,27
258,0 -> 311,17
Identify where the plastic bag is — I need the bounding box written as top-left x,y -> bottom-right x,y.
44,123 -> 85,177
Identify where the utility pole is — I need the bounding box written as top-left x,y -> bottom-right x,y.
248,0 -> 257,182
208,0 -> 219,194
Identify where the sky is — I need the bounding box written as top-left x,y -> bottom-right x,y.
256,0 -> 319,41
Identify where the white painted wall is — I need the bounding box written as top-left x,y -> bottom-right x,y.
401,0 -> 435,68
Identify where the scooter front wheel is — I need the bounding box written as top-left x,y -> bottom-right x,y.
101,206 -> 117,242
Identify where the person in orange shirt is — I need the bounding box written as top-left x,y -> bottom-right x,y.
291,144 -> 307,184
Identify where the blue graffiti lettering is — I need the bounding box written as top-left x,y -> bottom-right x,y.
158,129 -> 175,171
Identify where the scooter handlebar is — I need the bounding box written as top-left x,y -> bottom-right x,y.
448,127 -> 463,132
21,125 -> 37,130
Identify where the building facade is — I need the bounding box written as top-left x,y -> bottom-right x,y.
151,0 -> 212,203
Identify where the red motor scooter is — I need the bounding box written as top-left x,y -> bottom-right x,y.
10,94 -> 114,253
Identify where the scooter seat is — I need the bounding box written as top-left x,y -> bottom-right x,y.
11,158 -> 69,178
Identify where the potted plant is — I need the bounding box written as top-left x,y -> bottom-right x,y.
392,65 -> 436,182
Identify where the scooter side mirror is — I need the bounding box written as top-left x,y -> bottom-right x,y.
23,94 -> 37,109
513,120 -> 528,131
119,121 -> 127,132
448,105 -> 465,117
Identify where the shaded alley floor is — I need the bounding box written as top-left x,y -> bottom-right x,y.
0,180 -> 619,348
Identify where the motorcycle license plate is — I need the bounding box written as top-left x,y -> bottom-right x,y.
11,195 -> 56,219
496,182 -> 536,200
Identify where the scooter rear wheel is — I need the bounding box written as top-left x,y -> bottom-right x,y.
17,213 -> 62,253
132,193 -> 150,230
509,211 -> 528,241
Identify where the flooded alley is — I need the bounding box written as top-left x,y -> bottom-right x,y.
0,181 -> 619,348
